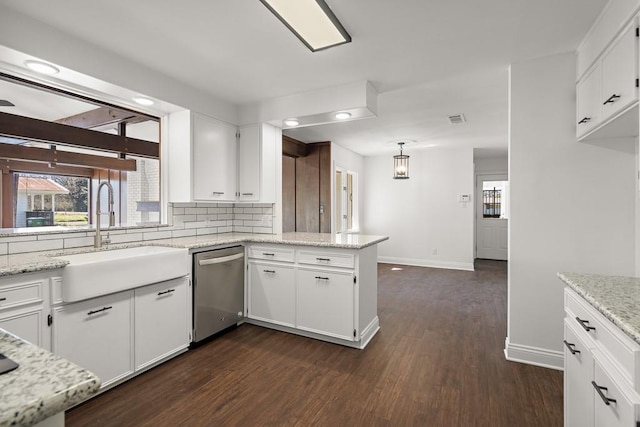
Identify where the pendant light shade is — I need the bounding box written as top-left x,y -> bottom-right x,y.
393,142 -> 409,179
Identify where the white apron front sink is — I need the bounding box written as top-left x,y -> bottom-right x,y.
57,246 -> 189,302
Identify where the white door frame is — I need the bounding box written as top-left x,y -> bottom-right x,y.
475,173 -> 508,260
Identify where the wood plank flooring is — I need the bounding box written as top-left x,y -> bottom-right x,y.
66,260 -> 563,426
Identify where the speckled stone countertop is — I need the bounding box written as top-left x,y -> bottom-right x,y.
558,272 -> 640,346
0,232 -> 388,278
0,329 -> 100,426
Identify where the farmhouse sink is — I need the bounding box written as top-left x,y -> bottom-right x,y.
57,246 -> 189,302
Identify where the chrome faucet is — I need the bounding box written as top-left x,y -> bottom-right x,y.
94,181 -> 115,248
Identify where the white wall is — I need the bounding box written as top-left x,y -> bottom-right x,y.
0,6 -> 237,124
363,148 -> 475,270
507,52 -> 636,369
475,156 -> 508,174
332,143 -> 365,233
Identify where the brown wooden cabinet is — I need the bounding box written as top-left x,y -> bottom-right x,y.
282,136 -> 331,233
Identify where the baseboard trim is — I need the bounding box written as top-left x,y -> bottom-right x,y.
378,256 -> 475,271
504,338 -> 564,371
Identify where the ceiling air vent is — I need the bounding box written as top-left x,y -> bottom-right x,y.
447,114 -> 466,124
0,100 -> 15,107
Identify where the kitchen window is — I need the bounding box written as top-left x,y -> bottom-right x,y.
0,74 -> 161,228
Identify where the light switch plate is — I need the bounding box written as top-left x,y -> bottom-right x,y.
459,194 -> 470,202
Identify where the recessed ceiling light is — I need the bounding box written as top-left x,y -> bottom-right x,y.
133,97 -> 154,106
335,112 -> 351,120
24,60 -> 59,75
284,119 -> 299,127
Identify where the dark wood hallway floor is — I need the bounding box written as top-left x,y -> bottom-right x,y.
66,260 -> 563,426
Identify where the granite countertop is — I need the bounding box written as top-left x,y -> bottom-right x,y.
558,272 -> 640,346
0,329 -> 101,426
0,232 -> 389,278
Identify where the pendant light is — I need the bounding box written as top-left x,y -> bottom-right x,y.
393,142 -> 409,179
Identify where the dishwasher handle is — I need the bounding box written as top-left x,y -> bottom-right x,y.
198,252 -> 244,266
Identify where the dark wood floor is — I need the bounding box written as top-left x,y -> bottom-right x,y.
66,260 -> 563,426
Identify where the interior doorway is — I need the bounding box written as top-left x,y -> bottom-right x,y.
476,174 -> 508,260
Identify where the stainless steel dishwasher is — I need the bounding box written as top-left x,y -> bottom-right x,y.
192,246 -> 244,343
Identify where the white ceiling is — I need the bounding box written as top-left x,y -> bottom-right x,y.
0,0 -> 608,157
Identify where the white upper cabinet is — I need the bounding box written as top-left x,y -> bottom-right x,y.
192,113 -> 237,202
238,123 -> 277,203
167,111 -> 278,203
576,16 -> 638,140
576,65 -> 601,137
601,24 -> 638,122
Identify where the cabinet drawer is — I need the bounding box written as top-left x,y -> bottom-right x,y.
248,245 -> 294,263
0,280 -> 43,311
565,288 -> 640,390
297,250 -> 354,269
593,351 -> 640,427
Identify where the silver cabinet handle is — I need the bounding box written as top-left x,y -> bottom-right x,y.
263,253 -> 275,256
263,270 -> 276,274
88,306 -> 112,315
212,192 -> 225,195
242,193 -> 254,196
0,297 -> 6,302
315,276 -> 329,280
316,257 -> 331,262
157,289 -> 175,296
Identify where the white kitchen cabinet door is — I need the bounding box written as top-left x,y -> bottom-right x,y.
238,123 -> 277,203
192,113 -> 237,202
0,273 -> 51,351
248,261 -> 296,327
593,354 -> 640,427
0,309 -> 45,349
134,277 -> 189,371
296,268 -> 354,341
564,321 -> 594,427
576,64 -> 601,137
601,23 -> 638,123
53,291 -> 134,389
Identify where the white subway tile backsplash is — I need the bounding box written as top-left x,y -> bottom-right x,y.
173,207 -> 185,215
0,243 -> 7,255
196,227 -> 218,236
9,239 -> 63,254
64,236 -> 95,249
233,208 -> 244,214
142,230 -> 173,241
171,229 -> 197,238
252,227 -> 274,234
109,233 -> 143,244
184,221 -> 209,229
37,233 -> 76,241
244,208 -> 263,214
218,226 -> 232,233
186,207 -> 208,215
0,235 -> 37,244
262,207 -> 273,215
234,226 -> 252,233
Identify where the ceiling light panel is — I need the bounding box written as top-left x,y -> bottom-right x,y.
260,0 -> 351,52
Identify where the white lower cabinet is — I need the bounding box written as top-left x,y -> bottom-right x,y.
296,268 -> 354,341
564,288 -> 640,426
53,276 -> 190,390
593,353 -> 640,427
0,271 -> 55,351
53,291 -> 134,388
134,277 -> 189,371
564,320 -> 594,427
247,261 -> 295,327
246,244 -> 379,349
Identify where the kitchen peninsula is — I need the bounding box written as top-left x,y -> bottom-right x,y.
0,230 -> 387,413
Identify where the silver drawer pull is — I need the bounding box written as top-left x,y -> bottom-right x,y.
212,192 -> 225,195
316,258 -> 331,262
592,381 -> 617,405
87,306 -> 112,316
315,276 -> 329,280
575,316 -> 596,332
0,297 -> 6,302
263,253 -> 275,256
563,340 -> 580,355
242,193 -> 254,196
157,289 -> 175,296
263,270 -> 276,274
